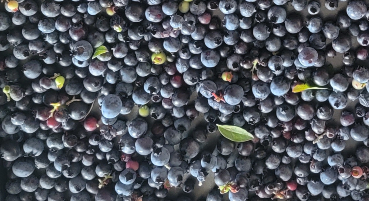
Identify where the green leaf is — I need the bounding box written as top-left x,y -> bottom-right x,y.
92,46 -> 108,59
216,124 -> 254,142
219,184 -> 230,194
292,83 -> 328,93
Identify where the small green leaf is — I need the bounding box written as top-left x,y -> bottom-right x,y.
92,46 -> 108,59
219,184 -> 230,194
216,124 -> 254,142
292,82 -> 328,93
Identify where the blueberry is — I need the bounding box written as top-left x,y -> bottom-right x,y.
204,30 -> 223,49
223,14 -> 239,30
329,92 -> 348,109
298,47 -> 318,67
322,22 -> 340,40
252,81 -> 270,100
320,167 -> 338,185
266,6 -> 285,24
12,159 -> 35,178
356,146 -> 369,163
276,104 -> 295,122
297,103 -> 315,120
286,143 -> 303,158
275,164 -> 293,181
239,2 -> 256,17
145,5 -> 165,22
229,188 -> 248,201
253,23 -> 271,41
270,76 -> 290,96
219,0 -> 238,14
347,0 -> 367,20
285,13 -> 303,33
119,168 -> 136,185
151,146 -> 170,167
307,179 -> 324,196
128,118 -> 148,139
19,1 -> 39,17
330,73 -> 349,92
200,49 -> 220,68
21,174 -> 38,192
332,34 -> 352,53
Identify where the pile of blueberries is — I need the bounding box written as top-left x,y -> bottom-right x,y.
4,0 -> 369,200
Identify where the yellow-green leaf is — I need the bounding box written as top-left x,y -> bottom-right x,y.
292,83 -> 311,93
113,25 -> 123,32
216,124 -> 254,142
219,184 -> 230,194
252,59 -> 259,69
92,46 -> 108,59
55,76 -> 65,89
292,83 -> 327,93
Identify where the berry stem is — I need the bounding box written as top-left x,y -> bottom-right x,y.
211,92 -> 225,103
251,58 -> 260,79
98,173 -> 113,189
272,191 -> 285,200
49,102 -> 61,118
252,58 -> 259,71
49,73 -> 60,79
65,96 -> 82,106
164,164 -> 171,170
80,100 -> 95,121
313,132 -> 327,144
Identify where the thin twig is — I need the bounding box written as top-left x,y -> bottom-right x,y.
313,132 -> 327,144
80,100 -> 95,121
65,96 -> 82,106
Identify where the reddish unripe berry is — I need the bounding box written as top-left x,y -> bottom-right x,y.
47,117 -> 61,129
170,74 -> 183,88
121,153 -> 131,162
283,131 -> 291,140
352,166 -> 363,178
357,47 -> 369,60
126,160 -> 139,171
199,12 -> 211,24
286,180 -> 297,191
84,116 -> 98,131
230,184 -> 240,193
252,73 -> 259,81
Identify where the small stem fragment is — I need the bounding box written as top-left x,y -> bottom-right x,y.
49,102 -> 61,118
164,164 -> 171,170
252,58 -> 259,72
66,96 -> 82,106
49,73 -> 60,79
98,173 -> 113,189
80,100 -> 95,121
211,92 -> 225,103
313,132 -> 327,144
